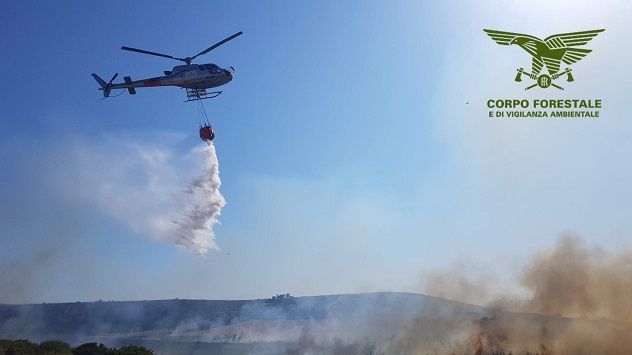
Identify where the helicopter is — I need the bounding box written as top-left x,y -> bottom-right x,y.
91,31 -> 243,102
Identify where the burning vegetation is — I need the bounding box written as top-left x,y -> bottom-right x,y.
427,236 -> 632,355
1,237 -> 629,354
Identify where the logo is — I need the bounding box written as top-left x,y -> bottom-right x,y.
483,29 -> 604,90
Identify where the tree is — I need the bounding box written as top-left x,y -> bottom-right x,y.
0,339 -> 38,355
72,342 -> 110,355
114,345 -> 153,355
38,340 -> 72,355
0,340 -> 154,355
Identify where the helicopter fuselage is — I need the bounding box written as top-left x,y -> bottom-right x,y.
108,63 -> 233,92
93,31 -> 242,99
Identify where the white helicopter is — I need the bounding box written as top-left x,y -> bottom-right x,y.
92,31 -> 243,102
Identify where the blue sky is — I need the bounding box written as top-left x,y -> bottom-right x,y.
1,1 -> 631,303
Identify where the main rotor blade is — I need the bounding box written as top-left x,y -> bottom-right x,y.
189,31 -> 243,62
121,46 -> 187,63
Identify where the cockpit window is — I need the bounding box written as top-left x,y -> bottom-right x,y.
205,64 -> 219,73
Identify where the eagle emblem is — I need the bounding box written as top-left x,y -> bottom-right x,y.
483,29 -> 604,90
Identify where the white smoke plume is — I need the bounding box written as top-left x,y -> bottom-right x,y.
167,143 -> 226,254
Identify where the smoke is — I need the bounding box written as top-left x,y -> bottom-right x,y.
421,236 -> 632,354
5,234 -> 631,354
0,246 -> 60,304
166,143 -> 226,254
421,262 -> 497,307
519,237 -> 632,321
476,236 -> 632,354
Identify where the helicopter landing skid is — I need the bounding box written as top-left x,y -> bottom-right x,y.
185,88 -> 222,102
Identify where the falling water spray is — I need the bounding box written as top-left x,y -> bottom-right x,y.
169,142 -> 226,255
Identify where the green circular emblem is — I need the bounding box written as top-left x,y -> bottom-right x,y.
537,74 -> 552,88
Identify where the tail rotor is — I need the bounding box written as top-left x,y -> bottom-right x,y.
91,72 -> 118,98
107,73 -> 118,86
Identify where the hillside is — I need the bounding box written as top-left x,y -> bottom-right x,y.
0,292 -> 568,354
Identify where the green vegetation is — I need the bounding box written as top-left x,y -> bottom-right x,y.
0,339 -> 153,355
269,293 -> 294,301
